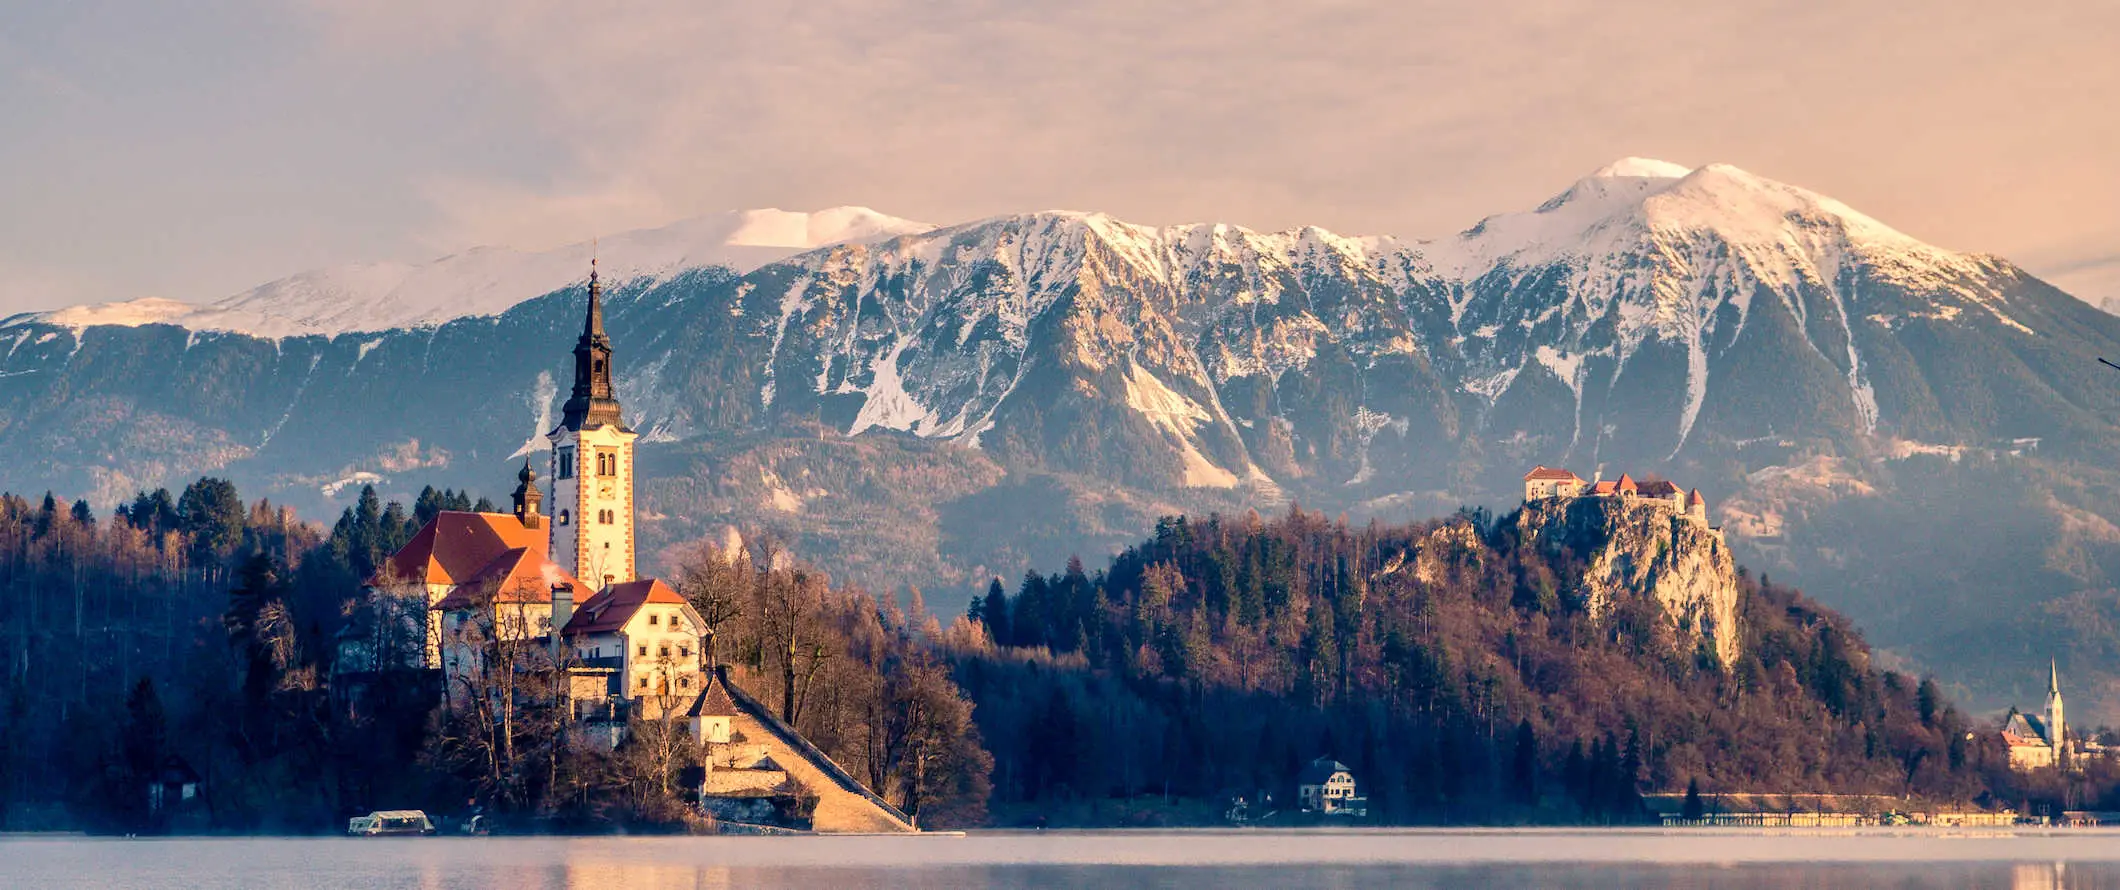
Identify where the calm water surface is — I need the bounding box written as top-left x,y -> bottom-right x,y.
8,829 -> 2120,888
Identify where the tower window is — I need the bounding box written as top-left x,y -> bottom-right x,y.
557,447 -> 575,479
557,510 -> 571,526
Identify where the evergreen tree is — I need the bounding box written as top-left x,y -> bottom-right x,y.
119,678 -> 166,831
178,477 -> 246,566
1512,719 -> 1538,805
977,578 -> 1010,646
1682,777 -> 1705,821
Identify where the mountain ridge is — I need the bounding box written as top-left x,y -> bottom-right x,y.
4,159 -> 2119,723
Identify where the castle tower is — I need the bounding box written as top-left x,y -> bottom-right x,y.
2048,659 -> 2067,759
547,259 -> 638,588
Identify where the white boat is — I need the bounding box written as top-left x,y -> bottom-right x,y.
346,810 -> 436,836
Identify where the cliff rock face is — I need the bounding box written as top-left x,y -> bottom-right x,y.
1516,496 -> 1740,665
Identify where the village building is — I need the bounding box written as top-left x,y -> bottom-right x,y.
1296,756 -> 1366,817
562,578 -> 705,706
2006,662 -> 2070,771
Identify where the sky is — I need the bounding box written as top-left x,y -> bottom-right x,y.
4,0 -> 2118,313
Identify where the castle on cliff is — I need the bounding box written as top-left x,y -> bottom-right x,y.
1522,466 -> 1714,530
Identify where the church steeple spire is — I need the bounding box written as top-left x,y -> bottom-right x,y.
511,457 -> 543,529
559,255 -> 624,431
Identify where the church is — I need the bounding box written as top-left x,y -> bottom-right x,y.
344,261 -> 914,832
2005,662 -> 2071,771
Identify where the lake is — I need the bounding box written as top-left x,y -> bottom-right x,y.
7,828 -> 2120,888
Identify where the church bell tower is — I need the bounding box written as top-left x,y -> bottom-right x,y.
547,258 -> 638,588
2048,659 -> 2067,760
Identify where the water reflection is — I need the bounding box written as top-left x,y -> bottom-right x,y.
12,833 -> 2120,889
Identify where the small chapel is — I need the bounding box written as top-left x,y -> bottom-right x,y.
2005,662 -> 2071,771
342,260 -> 914,832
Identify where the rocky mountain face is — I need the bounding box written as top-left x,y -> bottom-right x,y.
6,159 -> 2120,719
1515,497 -> 1740,666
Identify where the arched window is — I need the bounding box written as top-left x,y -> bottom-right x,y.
558,510 -> 571,525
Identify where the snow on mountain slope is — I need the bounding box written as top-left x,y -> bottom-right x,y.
36,207 -> 933,338
725,160 -> 2063,491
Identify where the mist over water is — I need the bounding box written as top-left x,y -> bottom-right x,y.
7,830 -> 2120,889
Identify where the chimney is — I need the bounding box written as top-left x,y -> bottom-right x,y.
550,582 -> 574,660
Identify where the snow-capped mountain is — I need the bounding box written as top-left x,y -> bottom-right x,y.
4,159 -> 2120,720
31,206 -> 932,338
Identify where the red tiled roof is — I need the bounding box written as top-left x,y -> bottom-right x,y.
431,546 -> 582,610
563,578 -> 687,636
1638,480 -> 1682,498
371,511 -> 544,588
1591,480 -> 1619,495
1523,466 -> 1584,482
1615,474 -> 1637,492
1687,488 -> 1706,506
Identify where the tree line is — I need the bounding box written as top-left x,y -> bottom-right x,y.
946,506 -> 2120,824
3,481 -> 2113,832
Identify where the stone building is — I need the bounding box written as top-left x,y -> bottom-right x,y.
1522,466 -> 1713,529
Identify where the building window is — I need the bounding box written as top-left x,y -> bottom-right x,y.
679,644 -> 690,658
679,676 -> 690,689
637,645 -> 647,657
558,510 -> 571,526
557,447 -> 576,479
648,614 -> 659,625
637,677 -> 647,689
659,645 -> 670,657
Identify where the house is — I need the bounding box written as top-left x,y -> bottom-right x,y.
2007,662 -> 2070,771
1522,466 -> 1587,501
1296,756 -> 1366,816
562,578 -> 705,706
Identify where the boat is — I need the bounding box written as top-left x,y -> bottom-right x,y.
346,810 -> 436,836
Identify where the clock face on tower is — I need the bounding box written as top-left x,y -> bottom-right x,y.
598,482 -> 616,499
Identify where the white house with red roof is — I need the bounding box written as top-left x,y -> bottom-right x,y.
563,578 -> 706,703
1522,466 -> 1587,501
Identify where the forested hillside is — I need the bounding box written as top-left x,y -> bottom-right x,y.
0,481 -> 988,834
949,506 -> 2120,823
3,481 -> 2115,832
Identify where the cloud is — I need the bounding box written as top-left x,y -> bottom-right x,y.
8,0 -> 2115,310
293,0 -> 2120,268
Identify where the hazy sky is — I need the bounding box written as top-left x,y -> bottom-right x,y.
4,0 -> 2117,313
